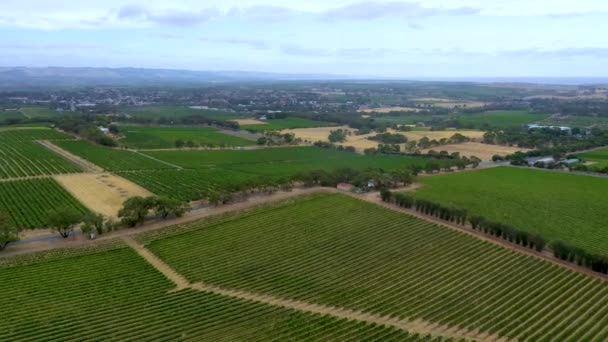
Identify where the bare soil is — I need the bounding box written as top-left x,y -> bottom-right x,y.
54,173 -> 153,217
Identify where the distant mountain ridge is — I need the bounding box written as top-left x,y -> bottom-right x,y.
0,67 -> 355,89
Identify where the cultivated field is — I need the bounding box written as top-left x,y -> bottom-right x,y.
121,147 -> 448,201
54,173 -> 153,217
18,106 -> 62,118
240,118 -> 334,131
422,142 -> 526,161
118,126 -> 255,149
120,105 -> 242,121
454,110 -> 549,129
55,141 -> 177,171
0,241 -> 446,341
0,178 -> 90,228
230,118 -> 267,125
413,167 -> 608,254
138,193 -> 608,341
0,129 -> 80,179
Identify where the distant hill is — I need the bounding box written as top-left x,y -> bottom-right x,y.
0,67 -> 353,89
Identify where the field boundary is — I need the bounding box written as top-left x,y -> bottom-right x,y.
37,140 -> 103,173
121,235 -> 491,341
129,150 -> 183,169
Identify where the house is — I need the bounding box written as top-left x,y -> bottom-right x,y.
337,183 -> 354,192
98,127 -> 110,134
526,156 -> 555,165
526,124 -> 571,132
563,158 -> 580,165
259,115 -> 268,121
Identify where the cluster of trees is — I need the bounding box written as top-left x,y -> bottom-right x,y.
328,129 -> 349,143
469,215 -> 546,252
364,144 -> 401,155
381,189 -> 608,275
0,212 -> 19,251
550,241 -> 608,274
313,141 -> 357,153
368,132 -> 408,144
257,132 -> 301,146
416,133 -> 470,149
118,196 -> 190,227
297,167 -> 415,189
55,116 -> 117,147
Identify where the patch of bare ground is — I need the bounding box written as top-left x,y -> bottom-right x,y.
37,140 -> 103,172
230,119 -> 268,125
422,142 -> 527,161
54,173 -> 153,217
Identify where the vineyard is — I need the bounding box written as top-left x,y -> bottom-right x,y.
55,140 -> 177,171
0,178 -> 90,228
0,242 -> 449,341
139,193 -> 608,341
413,167 -> 608,255
119,126 -> 256,149
453,110 -> 549,129
0,129 -> 80,179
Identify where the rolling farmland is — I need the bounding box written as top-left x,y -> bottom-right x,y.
0,178 -> 89,228
139,193 -> 608,341
412,167 -> 608,255
0,241 -> 448,341
119,126 -> 256,149
0,129 -> 80,179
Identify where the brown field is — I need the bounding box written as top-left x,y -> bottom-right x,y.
283,126 -> 486,152
358,107 -> 422,113
54,173 -> 153,217
230,119 -> 267,125
422,142 -> 527,161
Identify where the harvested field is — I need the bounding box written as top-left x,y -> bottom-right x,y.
403,130 -> 485,141
230,119 -> 267,125
54,173 -> 153,217
422,142 -> 526,161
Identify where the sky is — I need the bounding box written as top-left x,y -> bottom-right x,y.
1,0 -> 607,78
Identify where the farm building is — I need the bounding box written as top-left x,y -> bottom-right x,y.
337,183 -> 354,192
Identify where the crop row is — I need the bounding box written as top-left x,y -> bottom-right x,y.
0,178 -> 89,228
143,193 -> 608,341
0,244 -> 451,341
55,140 -> 177,171
0,140 -> 81,178
0,128 -> 73,142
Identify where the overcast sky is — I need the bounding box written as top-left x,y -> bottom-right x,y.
1,0 -> 607,77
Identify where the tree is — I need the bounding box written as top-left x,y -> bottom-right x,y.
417,137 -> 431,149
47,207 -> 84,238
469,156 -> 482,168
118,196 -> 154,227
83,213 -> 106,236
152,196 -> 190,219
257,136 -> 268,145
175,139 -> 185,148
108,124 -> 119,134
0,213 -> 19,251
328,129 -> 348,143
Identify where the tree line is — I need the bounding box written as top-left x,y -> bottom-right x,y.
381,190 -> 608,275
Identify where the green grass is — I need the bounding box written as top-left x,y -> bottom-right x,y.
241,118 -> 334,131
0,129 -> 80,179
412,167 -> 608,254
0,110 -> 25,123
0,242 -> 440,341
0,178 -> 90,228
139,193 -> 608,341
18,106 -> 62,118
578,148 -> 608,170
454,110 -> 549,129
121,105 -> 243,121
55,140 -> 177,171
118,126 -> 256,149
